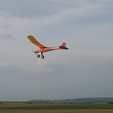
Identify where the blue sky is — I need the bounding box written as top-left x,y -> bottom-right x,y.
0,0 -> 113,101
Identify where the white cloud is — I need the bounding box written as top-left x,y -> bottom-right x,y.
0,62 -> 9,67
25,2 -> 104,28
0,0 -> 104,29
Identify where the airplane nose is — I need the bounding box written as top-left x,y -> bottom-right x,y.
33,51 -> 36,53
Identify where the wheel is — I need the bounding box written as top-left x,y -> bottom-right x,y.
41,52 -> 44,59
41,55 -> 44,59
37,54 -> 40,58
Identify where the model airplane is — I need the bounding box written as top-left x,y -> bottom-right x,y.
27,35 -> 69,59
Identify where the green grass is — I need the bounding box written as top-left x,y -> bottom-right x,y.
0,103 -> 113,110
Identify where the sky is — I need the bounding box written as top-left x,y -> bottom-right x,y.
0,0 -> 113,101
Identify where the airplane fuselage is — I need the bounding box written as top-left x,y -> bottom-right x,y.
35,47 -> 60,53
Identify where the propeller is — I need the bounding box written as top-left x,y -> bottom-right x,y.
32,50 -> 36,55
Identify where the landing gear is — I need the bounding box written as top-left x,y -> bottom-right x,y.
37,53 -> 44,59
41,55 -> 44,59
37,54 -> 40,58
41,52 -> 44,59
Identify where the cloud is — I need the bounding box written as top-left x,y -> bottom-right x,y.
16,1 -> 105,30
0,62 -> 9,67
0,0 -> 107,20
101,0 -> 113,4
0,0 -> 67,18
0,22 -> 13,29
0,34 -> 14,39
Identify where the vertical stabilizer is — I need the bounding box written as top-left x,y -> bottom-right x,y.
59,42 -> 68,49
61,42 -> 66,47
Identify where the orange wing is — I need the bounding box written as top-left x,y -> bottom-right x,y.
27,35 -> 46,48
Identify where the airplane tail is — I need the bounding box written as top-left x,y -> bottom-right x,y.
59,42 -> 68,49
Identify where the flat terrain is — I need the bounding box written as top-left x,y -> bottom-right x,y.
1,110 -> 113,113
1,102 -> 113,109
0,102 -> 113,113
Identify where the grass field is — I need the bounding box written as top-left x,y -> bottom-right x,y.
0,102 -> 113,110
1,110 -> 113,113
0,102 -> 113,113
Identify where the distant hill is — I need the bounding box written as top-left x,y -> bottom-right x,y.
28,97 -> 113,103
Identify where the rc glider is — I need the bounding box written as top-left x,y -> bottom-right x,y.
27,35 -> 68,59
